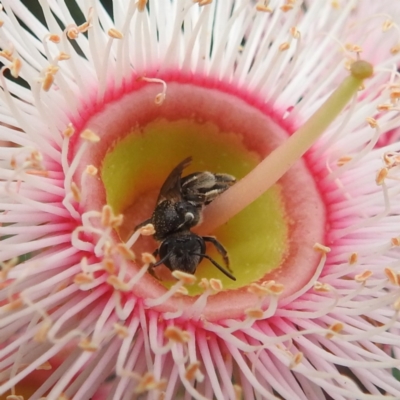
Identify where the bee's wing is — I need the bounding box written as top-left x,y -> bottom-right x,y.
157,156 -> 192,203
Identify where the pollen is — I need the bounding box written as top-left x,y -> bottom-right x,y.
366,117 -> 378,128
78,338 -> 98,352
314,282 -> 331,292
137,0 -> 148,12
391,237 -> 400,247
384,267 -> 399,286
164,326 -> 191,343
34,320 -> 51,342
348,252 -> 358,265
10,58 -> 22,78
172,270 -> 197,285
142,252 -> 156,264
185,361 -> 202,381
140,223 -> 156,236
313,243 -> 331,253
233,384 -> 243,400
391,43 -> 400,54
42,72 -> 55,92
63,123 -> 75,138
116,243 -> 136,260
49,34 -> 60,43
102,257 -> 116,274
337,155 -> 352,166
376,167 -> 388,185
177,286 -> 189,295
289,352 -> 303,369
58,51 -> 71,61
354,270 -> 373,283
290,27 -> 300,39
393,298 -> 400,311
209,278 -> 223,292
70,182 -> 81,202
382,19 -> 394,31
326,322 -> 344,339
80,129 -> 100,143
135,372 -> 167,393
377,103 -> 392,111
85,165 -> 98,175
256,2 -> 272,12
245,307 -> 264,319
4,298 -> 23,311
107,275 -> 129,292
108,28 -> 123,39
113,323 -> 129,338
279,42 -> 290,51
248,282 -> 271,297
74,273 -> 94,285
262,280 -> 284,295
37,361 -> 52,370
280,4 -> 293,12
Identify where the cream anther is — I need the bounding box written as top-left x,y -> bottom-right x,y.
326,322 -> 344,339
137,0 -> 148,12
63,123 -> 75,138
164,326 -> 191,343
172,270 -> 197,285
108,28 -> 123,39
85,165 -> 98,175
142,252 -> 156,264
384,268 -> 399,286
313,243 -> 331,254
140,223 -> 155,236
10,58 -> 21,78
80,129 -> 100,142
354,270 -> 373,283
279,42 -> 290,51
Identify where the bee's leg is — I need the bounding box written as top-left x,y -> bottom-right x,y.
202,236 -> 232,272
134,218 -> 152,232
192,252 -> 236,281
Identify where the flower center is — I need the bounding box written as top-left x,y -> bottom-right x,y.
68,63 -> 371,319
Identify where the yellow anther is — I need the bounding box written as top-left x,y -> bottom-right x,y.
314,282 -> 331,292
384,267 -> 399,286
74,273 -> 94,285
78,338 -> 98,352
34,320 -> 52,342
70,182 -> 81,202
376,168 -> 388,185
102,257 -> 116,274
116,243 -> 136,260
63,123 -> 75,138
245,307 -> 264,319
10,58 -> 22,78
49,34 -> 61,43
106,275 -> 129,291
80,129 -> 100,142
172,270 -> 197,285
58,51 -> 71,61
113,323 -> 129,338
164,326 -> 191,343
313,243 -> 331,254
348,252 -> 358,265
279,42 -> 290,51
185,361 -> 201,381
289,352 -> 303,369
85,165 -> 98,175
354,270 -> 372,283
326,322 -> 343,339
137,0 -> 148,12
108,28 -> 123,39
366,117 -> 377,128
280,4 -> 293,12
337,155 -> 352,166
142,252 -> 156,265
209,278 -> 223,292
140,223 -> 155,236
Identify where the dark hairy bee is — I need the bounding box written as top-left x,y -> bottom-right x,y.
135,157 -> 236,281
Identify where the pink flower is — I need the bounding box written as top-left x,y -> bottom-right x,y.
1,1 -> 400,399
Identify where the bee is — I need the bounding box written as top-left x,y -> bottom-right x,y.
135,157 -> 236,281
